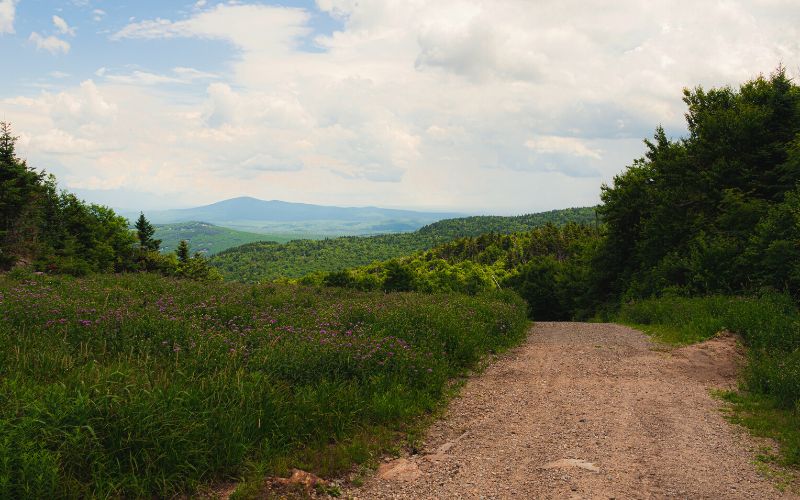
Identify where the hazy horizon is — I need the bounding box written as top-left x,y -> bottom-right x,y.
2,0 -> 799,214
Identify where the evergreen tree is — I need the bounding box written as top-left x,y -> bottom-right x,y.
134,213 -> 161,251
176,240 -> 190,263
0,122 -> 45,268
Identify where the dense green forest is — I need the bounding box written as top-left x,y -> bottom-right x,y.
209,207 -> 597,282
593,71 -> 799,302
154,221 -> 289,255
310,223 -> 600,320
0,122 -> 218,280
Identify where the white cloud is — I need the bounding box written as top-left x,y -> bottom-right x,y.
4,1 -> 800,213
526,136 -> 602,160
0,0 -> 16,34
105,70 -> 184,86
32,129 -> 102,155
29,32 -> 71,54
53,15 -> 76,36
98,67 -> 218,86
111,4 -> 311,50
92,9 -> 106,22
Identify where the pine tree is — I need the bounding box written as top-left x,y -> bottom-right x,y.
134,213 -> 160,251
176,240 -> 190,263
0,121 -> 45,268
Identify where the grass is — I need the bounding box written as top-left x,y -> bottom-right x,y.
0,273 -> 529,498
715,390 -> 800,468
618,293 -> 800,468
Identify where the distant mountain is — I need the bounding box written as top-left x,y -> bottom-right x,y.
128,197 -> 463,236
210,207 -> 599,282
154,222 -> 296,256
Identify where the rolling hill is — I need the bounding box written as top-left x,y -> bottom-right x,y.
153,222 -> 295,255
210,207 -> 598,282
130,197 -> 462,237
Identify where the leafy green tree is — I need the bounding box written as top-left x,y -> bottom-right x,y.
135,213 -> 161,251
597,68 -> 800,300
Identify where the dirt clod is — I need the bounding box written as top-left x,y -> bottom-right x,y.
377,459 -> 422,482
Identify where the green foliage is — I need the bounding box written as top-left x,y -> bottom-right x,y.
598,69 -> 800,301
134,213 -> 161,251
0,121 -> 47,269
320,223 -> 601,320
153,221 -> 282,255
176,239 -> 190,263
0,122 -> 139,275
209,207 -> 598,282
0,272 -> 528,497
35,193 -> 138,275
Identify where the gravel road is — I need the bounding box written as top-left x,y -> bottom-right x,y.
347,322 -> 798,499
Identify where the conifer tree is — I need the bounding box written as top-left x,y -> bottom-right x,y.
0,121 -> 45,268
134,213 -> 161,251
176,240 -> 190,263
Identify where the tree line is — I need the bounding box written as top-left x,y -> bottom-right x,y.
317,68 -> 800,319
0,122 -> 219,280
209,207 -> 597,282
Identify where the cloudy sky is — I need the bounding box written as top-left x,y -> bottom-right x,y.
1,0 -> 798,214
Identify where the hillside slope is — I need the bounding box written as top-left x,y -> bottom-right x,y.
209,207 -> 597,282
154,221 -> 291,255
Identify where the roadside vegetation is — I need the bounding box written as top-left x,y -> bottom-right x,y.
0,273 -> 527,497
311,222 -> 601,321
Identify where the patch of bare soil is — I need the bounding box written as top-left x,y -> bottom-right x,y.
346,322 -> 798,499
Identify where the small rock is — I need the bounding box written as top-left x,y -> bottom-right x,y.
271,468 -> 328,489
377,458 -> 422,482
541,459 -> 601,473
437,441 -> 455,454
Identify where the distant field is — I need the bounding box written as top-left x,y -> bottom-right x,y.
154,221 -> 303,255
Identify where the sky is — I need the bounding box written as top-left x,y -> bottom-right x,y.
1,0 -> 798,214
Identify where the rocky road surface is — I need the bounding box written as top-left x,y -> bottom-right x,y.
347,322 -> 798,499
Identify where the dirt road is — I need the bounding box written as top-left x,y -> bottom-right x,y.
348,322 -> 796,499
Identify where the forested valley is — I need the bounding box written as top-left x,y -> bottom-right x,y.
208,207 -> 596,282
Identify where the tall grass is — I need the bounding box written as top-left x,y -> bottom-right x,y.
618,294 -> 800,464
0,273 -> 528,498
